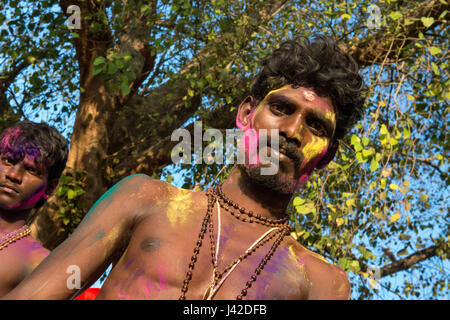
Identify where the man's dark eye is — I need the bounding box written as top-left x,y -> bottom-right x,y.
308,119 -> 327,136
25,164 -> 43,176
1,157 -> 13,165
26,166 -> 37,173
270,103 -> 291,116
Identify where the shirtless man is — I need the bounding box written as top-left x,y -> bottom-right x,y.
5,35 -> 365,300
0,121 -> 68,297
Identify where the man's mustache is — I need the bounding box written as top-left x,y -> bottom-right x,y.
275,135 -> 303,165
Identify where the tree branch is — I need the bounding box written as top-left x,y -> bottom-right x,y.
346,0 -> 448,66
379,244 -> 444,277
110,0 -> 287,175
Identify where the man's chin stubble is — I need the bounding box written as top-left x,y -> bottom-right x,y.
237,164 -> 296,195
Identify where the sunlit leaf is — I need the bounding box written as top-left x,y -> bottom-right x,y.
390,212 -> 401,223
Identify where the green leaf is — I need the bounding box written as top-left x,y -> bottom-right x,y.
403,128 -> 411,139
370,158 -> 379,172
92,66 -> 103,76
389,137 -> 398,146
293,197 -> 306,207
107,61 -> 118,75
350,260 -> 360,272
421,17 -> 434,28
338,257 -> 351,271
429,47 -> 442,55
404,18 -> 414,26
57,186 -> 67,197
93,56 -> 106,66
389,11 -> 403,20
121,82 -> 131,96
362,148 -> 374,157
351,135 -> 363,152
67,189 -> 76,200
431,62 -> 439,75
296,202 -> 315,214
356,152 -> 364,163
345,198 -> 355,207
362,137 -> 370,146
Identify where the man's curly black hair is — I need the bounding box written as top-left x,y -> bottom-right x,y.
0,121 -> 69,183
250,35 -> 366,141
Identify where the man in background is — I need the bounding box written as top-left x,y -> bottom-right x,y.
0,121 -> 68,297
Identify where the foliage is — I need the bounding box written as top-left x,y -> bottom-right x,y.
55,171 -> 86,235
0,0 -> 448,299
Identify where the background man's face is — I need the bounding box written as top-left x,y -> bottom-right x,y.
238,85 -> 336,194
0,151 -> 49,212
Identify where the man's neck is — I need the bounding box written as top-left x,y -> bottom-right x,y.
221,167 -> 292,221
0,209 -> 30,233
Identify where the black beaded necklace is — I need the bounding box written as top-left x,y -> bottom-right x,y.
179,184 -> 292,300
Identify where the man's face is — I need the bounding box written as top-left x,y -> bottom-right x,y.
237,85 -> 336,194
0,150 -> 49,212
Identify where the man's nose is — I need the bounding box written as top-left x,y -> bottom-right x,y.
5,164 -> 24,184
279,113 -> 303,146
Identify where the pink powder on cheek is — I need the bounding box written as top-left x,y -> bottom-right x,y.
157,261 -> 169,291
139,277 -> 151,298
8,183 -> 47,209
294,146 -> 328,190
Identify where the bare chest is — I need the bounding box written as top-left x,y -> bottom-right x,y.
0,248 -> 30,297
98,215 -> 308,300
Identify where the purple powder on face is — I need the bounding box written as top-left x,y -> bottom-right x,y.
125,258 -> 135,270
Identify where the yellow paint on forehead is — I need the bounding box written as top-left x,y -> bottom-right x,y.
266,84 -> 294,97
166,188 -> 194,226
302,136 -> 328,161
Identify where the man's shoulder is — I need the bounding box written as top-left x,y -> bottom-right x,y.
108,174 -> 174,201
286,239 -> 350,299
110,174 -> 203,207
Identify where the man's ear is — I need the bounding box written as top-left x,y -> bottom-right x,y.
236,96 -> 257,129
316,141 -> 339,169
44,178 -> 59,199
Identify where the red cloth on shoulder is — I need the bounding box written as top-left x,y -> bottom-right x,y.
75,287 -> 101,300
